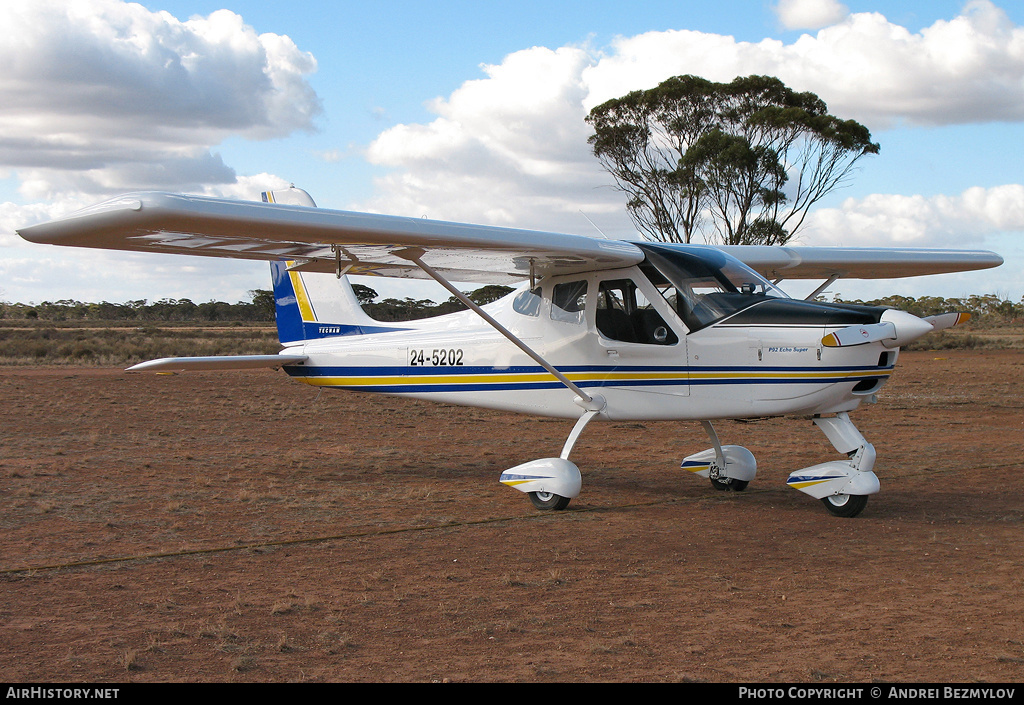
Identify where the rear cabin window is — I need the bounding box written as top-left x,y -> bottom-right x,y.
551,280 -> 587,324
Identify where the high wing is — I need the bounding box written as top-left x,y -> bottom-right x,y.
17,191 -> 1002,283
16,192 -> 644,285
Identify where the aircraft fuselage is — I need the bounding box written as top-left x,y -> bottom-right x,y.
281,262 -> 895,423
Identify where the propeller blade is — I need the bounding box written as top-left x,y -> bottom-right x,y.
924,312 -> 971,332
823,309 -> 935,349
821,322 -> 896,348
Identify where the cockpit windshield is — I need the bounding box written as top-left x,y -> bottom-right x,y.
636,243 -> 790,331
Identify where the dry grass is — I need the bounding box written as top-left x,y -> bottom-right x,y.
0,320 -> 278,366
3,352 -> 1024,682
905,326 -> 1024,350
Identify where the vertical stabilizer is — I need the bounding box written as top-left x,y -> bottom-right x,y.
271,263 -> 403,344
262,186 -> 317,207
261,187 -> 406,344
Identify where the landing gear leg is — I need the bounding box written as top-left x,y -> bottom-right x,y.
681,421 -> 757,490
499,398 -> 606,511
786,412 -> 879,518
702,421 -> 749,492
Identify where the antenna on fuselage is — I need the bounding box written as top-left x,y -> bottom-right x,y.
579,210 -> 610,239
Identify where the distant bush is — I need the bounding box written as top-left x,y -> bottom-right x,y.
835,293 -> 1024,327
361,285 -> 515,321
0,284 -> 516,324
2,289 -> 1019,364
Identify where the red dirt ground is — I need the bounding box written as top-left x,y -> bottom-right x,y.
1,350 -> 1023,683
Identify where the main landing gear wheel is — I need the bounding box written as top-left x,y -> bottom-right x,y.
821,494 -> 868,518
710,477 -> 749,492
529,491 -> 571,511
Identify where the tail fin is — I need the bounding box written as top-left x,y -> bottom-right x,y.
260,187 -> 405,345
262,186 -> 317,207
271,262 -> 402,344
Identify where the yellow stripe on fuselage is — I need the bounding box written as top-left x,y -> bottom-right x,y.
295,370 -> 687,388
290,367 -> 890,389
688,369 -> 888,381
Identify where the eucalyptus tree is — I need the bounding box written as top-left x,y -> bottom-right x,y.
586,75 -> 879,245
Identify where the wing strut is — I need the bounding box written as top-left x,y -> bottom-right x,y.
396,248 -> 603,410
804,274 -> 840,301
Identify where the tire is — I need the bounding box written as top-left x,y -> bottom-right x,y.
529,491 -> 571,510
821,494 -> 868,518
710,477 -> 749,492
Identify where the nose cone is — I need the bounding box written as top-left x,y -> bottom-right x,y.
879,309 -> 935,348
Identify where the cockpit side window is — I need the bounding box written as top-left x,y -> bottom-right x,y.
551,280 -> 588,324
596,278 -> 678,345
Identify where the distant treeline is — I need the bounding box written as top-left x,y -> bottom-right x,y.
833,293 -> 1024,325
354,284 -> 514,322
0,284 -> 516,323
2,288 -> 1021,325
0,291 -> 277,322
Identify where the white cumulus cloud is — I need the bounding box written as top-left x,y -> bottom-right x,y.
0,0 -> 320,199
585,1 -> 1024,128
362,46 -> 622,233
773,0 -> 849,30
360,2 -> 1024,242
0,1 -> 320,304
798,184 -> 1024,248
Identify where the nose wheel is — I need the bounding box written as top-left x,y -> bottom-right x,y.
710,477 -> 749,492
529,491 -> 571,510
821,493 -> 869,518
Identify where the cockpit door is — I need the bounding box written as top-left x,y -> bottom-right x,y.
592,269 -> 689,397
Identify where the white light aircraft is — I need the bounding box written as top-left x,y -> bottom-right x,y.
18,188 -> 1003,517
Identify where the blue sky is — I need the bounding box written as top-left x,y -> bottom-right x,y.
2,0 -> 1023,305
160,0 -> 1024,204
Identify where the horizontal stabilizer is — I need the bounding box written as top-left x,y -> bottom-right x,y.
126,354 -> 307,373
